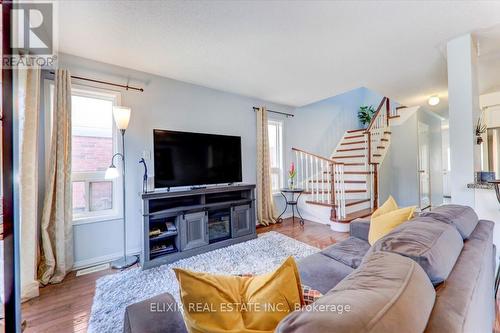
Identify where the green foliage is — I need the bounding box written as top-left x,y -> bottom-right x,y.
358,105 -> 376,126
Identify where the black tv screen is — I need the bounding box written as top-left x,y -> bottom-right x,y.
153,129 -> 242,188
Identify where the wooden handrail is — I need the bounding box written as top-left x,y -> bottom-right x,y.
291,147 -> 343,164
366,97 -> 387,132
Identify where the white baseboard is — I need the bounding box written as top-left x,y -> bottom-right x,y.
73,247 -> 142,270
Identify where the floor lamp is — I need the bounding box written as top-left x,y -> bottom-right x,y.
105,106 -> 138,269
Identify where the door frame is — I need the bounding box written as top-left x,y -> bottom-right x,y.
3,3 -> 22,332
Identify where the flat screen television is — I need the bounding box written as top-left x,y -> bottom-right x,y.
153,129 -> 242,188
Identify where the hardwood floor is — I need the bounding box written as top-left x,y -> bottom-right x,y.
21,218 -> 343,332
19,218 -> 500,332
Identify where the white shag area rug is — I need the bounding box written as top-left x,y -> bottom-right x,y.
88,231 -> 319,333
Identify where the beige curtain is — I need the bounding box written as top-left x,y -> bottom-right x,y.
256,106 -> 277,226
19,67 -> 42,300
38,70 -> 73,285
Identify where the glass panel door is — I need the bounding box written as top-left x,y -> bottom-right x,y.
418,122 -> 431,210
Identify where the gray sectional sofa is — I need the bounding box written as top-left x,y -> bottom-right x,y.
123,205 -> 496,333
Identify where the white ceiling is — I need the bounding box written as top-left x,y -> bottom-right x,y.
58,1 -> 500,111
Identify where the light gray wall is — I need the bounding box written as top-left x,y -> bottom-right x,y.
379,112 -> 419,206
56,54 -> 294,268
379,109 -> 444,208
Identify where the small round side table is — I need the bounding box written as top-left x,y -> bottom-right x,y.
276,188 -> 305,225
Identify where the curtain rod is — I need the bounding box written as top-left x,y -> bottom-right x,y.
252,106 -> 294,118
49,71 -> 144,92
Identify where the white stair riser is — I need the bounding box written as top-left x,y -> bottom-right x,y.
345,192 -> 369,200
344,183 -> 368,191
343,135 -> 367,143
332,157 -> 365,164
333,149 -> 367,158
336,142 -> 367,150
342,164 -> 368,172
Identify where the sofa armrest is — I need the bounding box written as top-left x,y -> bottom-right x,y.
349,218 -> 370,241
123,292 -> 187,333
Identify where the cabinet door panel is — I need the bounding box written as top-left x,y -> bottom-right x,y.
232,205 -> 252,238
180,212 -> 208,251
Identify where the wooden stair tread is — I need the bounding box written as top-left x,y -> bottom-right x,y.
377,146 -> 386,149
341,140 -> 365,145
331,208 -> 373,223
345,189 -> 367,193
323,171 -> 371,175
345,134 -> 365,139
346,128 -> 367,133
336,147 -> 366,152
344,162 -> 365,166
381,138 -> 389,142
309,179 -> 365,184
333,155 -> 364,159
388,115 -> 401,119
384,131 -> 392,134
373,154 -> 382,157
306,198 -> 371,208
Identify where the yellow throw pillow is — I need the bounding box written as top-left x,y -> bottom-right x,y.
368,206 -> 416,245
173,257 -> 303,333
371,195 -> 399,219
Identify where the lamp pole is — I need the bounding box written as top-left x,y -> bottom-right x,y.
107,105 -> 137,270
110,128 -> 138,269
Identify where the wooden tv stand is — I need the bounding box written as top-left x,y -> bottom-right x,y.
140,184 -> 256,269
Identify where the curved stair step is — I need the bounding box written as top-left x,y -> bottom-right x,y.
331,208 -> 373,223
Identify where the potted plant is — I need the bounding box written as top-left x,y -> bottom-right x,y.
288,162 -> 297,189
475,115 -> 487,145
358,105 -> 376,127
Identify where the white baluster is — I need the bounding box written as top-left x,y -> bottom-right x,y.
321,160 -> 325,202
315,157 -> 319,202
301,152 -> 304,190
327,162 -> 331,204
295,152 -> 299,188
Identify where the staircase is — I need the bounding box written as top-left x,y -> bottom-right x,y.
292,97 -> 402,231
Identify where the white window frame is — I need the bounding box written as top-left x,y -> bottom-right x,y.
44,80 -> 123,225
268,119 -> 284,194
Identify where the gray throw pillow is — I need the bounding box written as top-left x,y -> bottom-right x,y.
370,217 -> 463,285
420,204 -> 478,239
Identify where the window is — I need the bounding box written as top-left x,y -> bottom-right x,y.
268,120 -> 283,193
46,82 -> 121,224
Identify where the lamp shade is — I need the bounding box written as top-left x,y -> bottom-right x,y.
105,165 -> 120,180
113,106 -> 131,130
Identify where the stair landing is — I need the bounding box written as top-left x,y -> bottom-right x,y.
331,208 -> 373,223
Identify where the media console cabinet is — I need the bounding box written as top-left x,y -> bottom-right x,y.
141,184 -> 257,269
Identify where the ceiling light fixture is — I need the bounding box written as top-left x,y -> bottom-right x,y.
428,95 -> 440,106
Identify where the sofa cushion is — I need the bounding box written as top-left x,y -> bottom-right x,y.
349,218 -> 370,241
370,217 -> 463,285
277,251 -> 436,333
123,292 -> 187,333
297,252 -> 354,294
320,236 -> 370,269
424,220 -> 495,333
420,204 -> 478,239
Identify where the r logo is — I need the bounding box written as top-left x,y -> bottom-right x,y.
11,3 -> 53,55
